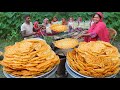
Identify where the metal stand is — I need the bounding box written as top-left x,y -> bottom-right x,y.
56,57 -> 66,76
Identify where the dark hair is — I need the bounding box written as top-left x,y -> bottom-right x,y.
62,18 -> 65,20
23,14 -> 30,19
35,19 -> 40,24
53,16 -> 58,20
92,13 -> 102,19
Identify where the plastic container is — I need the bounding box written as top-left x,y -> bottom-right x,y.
3,66 -> 58,78
65,61 -> 116,78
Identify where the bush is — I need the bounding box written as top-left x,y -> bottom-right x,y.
0,12 -> 120,41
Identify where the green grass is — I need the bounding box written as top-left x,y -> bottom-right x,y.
43,36 -> 54,45
0,39 -> 22,52
0,40 -> 14,52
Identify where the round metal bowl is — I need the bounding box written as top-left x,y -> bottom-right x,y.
3,65 -> 58,78
65,61 -> 116,78
65,62 -> 82,78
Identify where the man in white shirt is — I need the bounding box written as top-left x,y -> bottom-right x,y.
21,14 -> 36,39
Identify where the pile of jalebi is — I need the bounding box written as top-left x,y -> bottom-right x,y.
50,24 -> 68,32
67,41 -> 120,78
0,38 -> 60,78
54,38 -> 79,49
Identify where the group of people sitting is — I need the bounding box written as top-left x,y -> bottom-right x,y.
21,15 -> 83,39
21,12 -> 110,43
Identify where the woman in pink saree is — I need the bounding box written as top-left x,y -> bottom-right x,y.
79,12 -> 110,42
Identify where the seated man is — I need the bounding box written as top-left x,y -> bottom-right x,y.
44,18 -> 59,36
42,18 -> 52,36
21,14 -> 37,39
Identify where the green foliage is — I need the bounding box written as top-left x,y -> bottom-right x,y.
0,12 -> 120,41
0,39 -> 15,52
43,36 -> 53,45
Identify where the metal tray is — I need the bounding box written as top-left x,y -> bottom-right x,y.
3,65 -> 58,78
66,61 -> 116,78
